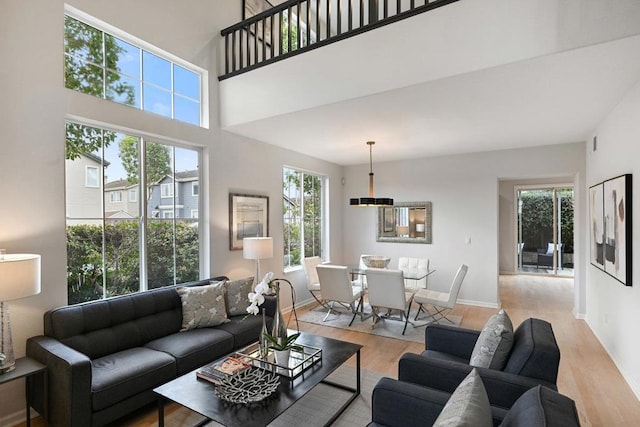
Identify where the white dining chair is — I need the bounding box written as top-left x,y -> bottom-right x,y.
316,264 -> 365,325
413,264 -> 468,324
302,256 -> 326,308
398,257 -> 430,291
365,268 -> 415,334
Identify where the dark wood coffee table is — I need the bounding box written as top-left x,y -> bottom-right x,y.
154,332 -> 362,427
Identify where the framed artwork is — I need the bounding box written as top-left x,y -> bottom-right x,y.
229,193 -> 269,251
590,174 -> 632,286
589,182 -> 604,270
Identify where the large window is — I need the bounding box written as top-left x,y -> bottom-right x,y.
64,11 -> 204,127
283,167 -> 324,269
65,122 -> 201,304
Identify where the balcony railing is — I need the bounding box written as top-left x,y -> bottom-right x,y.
219,0 -> 459,80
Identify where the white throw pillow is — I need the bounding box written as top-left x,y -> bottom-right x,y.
469,309 -> 514,370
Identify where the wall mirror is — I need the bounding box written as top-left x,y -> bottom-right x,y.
377,201 -> 432,244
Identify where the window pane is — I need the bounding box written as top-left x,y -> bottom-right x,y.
174,65 -> 199,99
66,219 -> 105,304
174,95 -> 200,126
65,56 -> 105,96
143,51 -> 171,90
106,35 -> 141,78
174,147 -> 200,283
104,219 -> 140,298
147,142 -> 175,288
107,71 -> 140,107
64,16 -> 104,65
143,83 -> 172,118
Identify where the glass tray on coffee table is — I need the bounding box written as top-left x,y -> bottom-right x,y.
233,342 -> 322,379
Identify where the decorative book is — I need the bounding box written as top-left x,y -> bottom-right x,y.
196,357 -> 251,384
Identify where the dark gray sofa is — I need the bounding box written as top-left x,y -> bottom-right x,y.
26,278 -> 275,427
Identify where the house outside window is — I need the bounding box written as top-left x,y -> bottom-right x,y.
192,182 -> 199,196
65,121 -> 201,304
191,209 -> 198,219
85,165 -> 99,188
129,189 -> 137,202
283,167 -> 325,269
64,10 -> 205,127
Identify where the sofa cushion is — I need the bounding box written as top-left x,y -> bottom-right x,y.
216,314 -> 271,349
91,347 -> 176,411
500,385 -> 580,427
177,281 -> 229,331
470,309 -> 514,370
145,327 -> 235,375
224,277 -> 254,316
433,368 -> 492,427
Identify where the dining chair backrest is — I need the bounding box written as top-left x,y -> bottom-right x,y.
316,264 -> 357,303
398,257 -> 429,277
366,268 -> 407,311
302,256 -> 322,287
444,264 -> 468,308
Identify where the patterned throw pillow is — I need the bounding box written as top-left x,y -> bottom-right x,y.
223,277 -> 254,316
177,282 -> 229,331
469,309 -> 514,369
433,368 -> 492,427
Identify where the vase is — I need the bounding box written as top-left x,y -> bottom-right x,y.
271,281 -> 288,346
259,308 -> 269,358
274,349 -> 290,367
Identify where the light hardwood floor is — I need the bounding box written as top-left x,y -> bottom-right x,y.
23,275 -> 640,426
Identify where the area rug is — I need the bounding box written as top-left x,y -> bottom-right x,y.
298,304 -> 462,344
162,365 -> 384,426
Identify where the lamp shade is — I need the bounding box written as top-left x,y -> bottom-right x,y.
416,223 -> 425,233
0,254 -> 41,301
243,237 -> 273,260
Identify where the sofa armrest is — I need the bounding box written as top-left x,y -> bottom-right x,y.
398,353 -> 557,409
27,335 -> 93,427
424,324 -> 480,359
370,377 -> 450,427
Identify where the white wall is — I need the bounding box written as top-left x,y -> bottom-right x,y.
586,78 -> 640,399
0,0 -> 343,424
342,143 -> 586,310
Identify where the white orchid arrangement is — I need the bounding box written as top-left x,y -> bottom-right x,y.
246,272 -> 274,315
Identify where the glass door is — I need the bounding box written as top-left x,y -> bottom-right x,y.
517,187 -> 574,276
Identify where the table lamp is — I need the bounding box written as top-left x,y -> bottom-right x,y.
243,237 -> 273,285
0,253 -> 41,374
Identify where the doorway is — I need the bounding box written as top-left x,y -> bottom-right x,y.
516,186 -> 574,277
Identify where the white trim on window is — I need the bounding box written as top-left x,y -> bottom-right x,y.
192,181 -> 199,196
129,188 -> 137,202
161,183 -> 174,198
110,191 -> 122,202
191,209 -> 198,219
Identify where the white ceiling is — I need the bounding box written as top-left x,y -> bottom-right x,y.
223,33 -> 640,166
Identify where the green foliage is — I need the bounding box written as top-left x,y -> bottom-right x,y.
67,221 -> 199,304
281,13 -> 299,53
64,16 -> 135,160
264,332 -> 303,351
119,138 -> 171,186
519,190 -> 574,253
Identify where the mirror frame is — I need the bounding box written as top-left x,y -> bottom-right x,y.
376,201 -> 432,244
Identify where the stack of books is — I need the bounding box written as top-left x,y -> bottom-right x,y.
196,356 -> 251,384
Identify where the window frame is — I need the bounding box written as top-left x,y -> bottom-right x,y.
85,165 -> 100,188
282,166 -> 326,271
64,5 -> 209,129
110,191 -> 122,203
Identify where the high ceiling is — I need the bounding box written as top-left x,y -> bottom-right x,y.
223,33 -> 640,166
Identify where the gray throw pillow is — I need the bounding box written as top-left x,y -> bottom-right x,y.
177,282 -> 229,331
223,277 -> 254,316
469,309 -> 514,369
433,368 -> 492,427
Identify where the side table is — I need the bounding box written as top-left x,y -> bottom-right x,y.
0,357 -> 46,427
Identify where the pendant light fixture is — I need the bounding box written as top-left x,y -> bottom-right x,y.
349,141 -> 393,207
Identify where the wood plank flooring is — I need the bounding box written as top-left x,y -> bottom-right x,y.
21,275 -> 640,426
